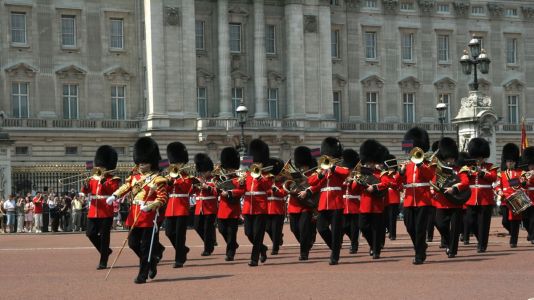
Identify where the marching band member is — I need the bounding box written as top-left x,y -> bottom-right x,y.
432,137 -> 469,258
306,137 -> 350,265
341,149 -> 361,254
400,127 -> 434,265
458,151 -> 473,245
266,158 -> 288,255
383,154 -> 403,241
495,143 -> 525,248
522,146 -> 534,244
242,139 -> 273,266
465,137 -> 498,253
217,147 -> 244,261
354,140 -> 388,259
164,142 -> 192,268
427,141 -> 440,243
291,146 -> 318,261
108,137 -> 168,284
192,153 -> 218,256
82,145 -> 121,270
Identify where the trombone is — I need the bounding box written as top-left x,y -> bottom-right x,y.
58,167 -> 116,185
383,147 -> 430,169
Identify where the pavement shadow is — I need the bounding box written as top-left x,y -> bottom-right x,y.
152,274 -> 233,283
425,257 -> 490,264
261,260 -> 323,267
458,252 -> 512,258
341,258 -> 401,265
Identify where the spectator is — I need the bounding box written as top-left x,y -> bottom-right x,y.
62,193 -> 72,231
112,200 -> 120,230
32,192 -> 44,233
0,198 -> 5,233
57,196 -> 66,231
3,195 -> 17,233
48,195 -> 59,232
80,195 -> 88,231
119,200 -> 129,229
72,195 -> 84,232
24,197 -> 34,233
16,196 -> 25,233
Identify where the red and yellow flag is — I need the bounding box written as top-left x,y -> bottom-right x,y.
521,117 -> 528,153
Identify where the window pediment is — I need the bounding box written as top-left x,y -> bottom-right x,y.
267,70 -> 285,87
361,75 -> 384,89
333,74 -> 347,87
398,76 -> 420,89
56,64 -> 87,80
502,78 -> 524,92
4,62 -> 38,78
104,66 -> 131,81
434,76 -> 456,90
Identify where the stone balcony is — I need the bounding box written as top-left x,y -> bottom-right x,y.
3,118 -> 140,130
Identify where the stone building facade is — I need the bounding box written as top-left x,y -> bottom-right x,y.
1,0 -> 534,177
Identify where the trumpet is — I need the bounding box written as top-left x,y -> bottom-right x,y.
250,163 -> 274,179
58,168 -> 115,185
318,155 -> 340,170
383,147 -> 431,169
168,163 -> 196,178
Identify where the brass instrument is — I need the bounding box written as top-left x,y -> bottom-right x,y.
523,170 -> 534,180
250,163 -> 273,179
168,163 -> 196,178
58,168 -> 116,185
409,147 -> 425,164
318,155 -> 340,170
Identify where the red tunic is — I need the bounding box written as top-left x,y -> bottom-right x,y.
165,174 -> 194,217
192,178 -> 218,215
241,172 -> 273,215
342,180 -> 360,214
402,161 -> 435,207
81,175 -> 121,219
432,167 -> 469,209
384,171 -> 402,205
527,175 -> 534,204
32,196 -> 44,214
352,170 -> 388,213
113,171 -> 168,228
465,163 -> 498,206
217,177 -> 244,219
268,181 -> 287,215
496,169 -> 525,221
308,166 -> 350,211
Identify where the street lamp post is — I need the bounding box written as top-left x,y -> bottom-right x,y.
236,102 -> 248,157
436,100 -> 447,138
460,36 -> 491,91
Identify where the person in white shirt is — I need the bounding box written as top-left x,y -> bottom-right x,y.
3,195 -> 17,233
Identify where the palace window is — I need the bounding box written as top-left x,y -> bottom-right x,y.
12,82 -> 29,118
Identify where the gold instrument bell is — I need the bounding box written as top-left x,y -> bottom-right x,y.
168,163 -> 195,178
318,155 -> 339,170
409,147 -> 425,164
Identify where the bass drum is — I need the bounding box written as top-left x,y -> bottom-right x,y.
506,190 -> 532,215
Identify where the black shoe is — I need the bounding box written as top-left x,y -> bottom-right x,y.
426,237 -> 433,243
412,258 -> 424,265
446,248 -> 450,255
369,250 -> 374,256
248,260 -> 258,267
531,240 -> 534,245
225,255 -> 234,261
477,248 -> 486,253
447,253 -> 456,258
280,234 -> 284,246
148,261 -> 157,279
510,244 -> 517,248
299,253 -> 309,261
173,262 -> 184,268
96,263 -> 107,270
134,275 -> 147,284
260,246 -> 268,263
349,248 -> 357,254
271,249 -> 279,255
389,235 -> 396,241
463,240 -> 470,245
201,251 -> 212,256
329,259 -> 338,265
459,234 -> 464,242
372,253 -> 380,259
185,246 -> 190,254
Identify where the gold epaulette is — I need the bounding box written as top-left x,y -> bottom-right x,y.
380,170 -> 388,176
459,166 -> 471,173
112,176 -> 121,180
153,176 -> 168,186
489,165 -> 499,170
497,171 -> 502,178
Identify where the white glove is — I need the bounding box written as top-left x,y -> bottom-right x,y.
140,204 -> 152,212
106,195 -> 116,205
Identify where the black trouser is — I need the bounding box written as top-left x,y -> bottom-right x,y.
343,213 -> 360,251
501,206 -> 511,234
466,205 -> 493,251
359,213 -> 384,256
217,218 -> 239,257
384,204 -> 399,239
426,206 -> 436,240
317,209 -> 344,262
86,217 -> 113,265
526,207 -> 534,241
243,214 -> 267,262
165,216 -> 189,264
435,208 -> 461,255
509,220 -> 521,245
194,214 -> 216,253
403,206 -> 431,260
129,227 -> 157,280
289,212 -> 314,255
266,214 -> 285,252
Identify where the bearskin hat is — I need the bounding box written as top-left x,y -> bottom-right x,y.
166,142 -> 188,164
437,137 -> 459,161
321,137 -> 343,158
521,146 -> 534,165
294,146 -> 313,168
194,153 -> 214,173
94,145 -> 118,170
133,137 -> 161,170
403,127 -> 430,152
267,157 -> 285,176
467,138 -> 490,159
341,149 -> 359,169
385,154 -> 397,170
248,139 -> 270,164
360,139 -> 384,164
501,143 -> 520,164
457,152 -> 471,167
431,141 -> 440,152
220,147 -> 240,170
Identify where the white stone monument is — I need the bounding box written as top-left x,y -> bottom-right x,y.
452,91 -> 498,164
0,111 -> 14,199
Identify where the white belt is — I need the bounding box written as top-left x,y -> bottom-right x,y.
321,187 -> 342,192
267,197 -> 284,201
471,185 -> 492,189
528,188 -> 534,191
91,195 -> 111,199
197,196 -> 216,200
169,193 -> 189,198
245,191 -> 267,196
343,195 -> 360,200
133,200 -> 146,205
404,183 -> 431,188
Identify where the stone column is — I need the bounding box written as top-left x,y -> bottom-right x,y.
0,131 -> 14,199
144,0 -> 169,129
181,1 -> 198,118
218,0 -> 232,118
318,4 -> 334,117
253,0 -> 268,118
284,3 -> 305,119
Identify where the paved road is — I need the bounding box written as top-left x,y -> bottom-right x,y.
1,217 -> 533,299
